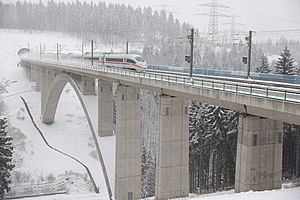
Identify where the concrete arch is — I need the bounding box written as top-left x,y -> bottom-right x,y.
42,72 -> 112,198
42,73 -> 73,124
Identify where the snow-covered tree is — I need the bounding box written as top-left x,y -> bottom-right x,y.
274,46 -> 297,75
255,54 -> 270,73
189,101 -> 238,193
141,146 -> 155,198
0,118 -> 14,199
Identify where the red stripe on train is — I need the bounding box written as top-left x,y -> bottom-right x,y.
103,61 -> 144,69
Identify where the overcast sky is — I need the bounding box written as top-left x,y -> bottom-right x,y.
4,0 -> 300,39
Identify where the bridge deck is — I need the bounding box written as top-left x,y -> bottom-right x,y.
21,58 -> 300,125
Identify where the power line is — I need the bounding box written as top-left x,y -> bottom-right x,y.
256,29 -> 300,33
229,7 -> 300,24
222,15 -> 245,44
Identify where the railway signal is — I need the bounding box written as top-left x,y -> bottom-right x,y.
246,30 -> 253,78
188,28 -> 194,78
185,55 -> 191,63
242,56 -> 247,64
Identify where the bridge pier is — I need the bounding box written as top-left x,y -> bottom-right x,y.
155,95 -> 189,200
98,80 -> 114,137
41,69 -> 58,115
235,115 -> 283,192
30,65 -> 37,82
115,85 -> 141,200
80,76 -> 96,95
41,68 -> 48,114
35,67 -> 42,92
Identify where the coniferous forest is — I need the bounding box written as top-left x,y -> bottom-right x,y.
0,0 -> 186,42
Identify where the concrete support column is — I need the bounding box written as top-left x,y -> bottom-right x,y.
40,69 -> 56,115
41,69 -> 57,120
235,115 -> 283,193
81,76 -> 96,95
23,63 -> 31,81
115,85 -> 141,200
30,65 -> 37,82
35,67 -> 42,91
155,95 -> 189,200
41,68 -> 48,115
98,80 -> 113,137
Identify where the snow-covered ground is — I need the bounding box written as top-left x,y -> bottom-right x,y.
11,187 -> 300,200
178,187 -> 300,200
1,29 -> 300,200
0,29 -> 115,197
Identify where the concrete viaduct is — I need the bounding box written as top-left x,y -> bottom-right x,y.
20,58 -> 300,200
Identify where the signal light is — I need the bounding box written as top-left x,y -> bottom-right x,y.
185,55 -> 191,63
242,56 -> 247,64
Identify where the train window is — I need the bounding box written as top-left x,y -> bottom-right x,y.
106,58 -> 123,62
135,56 -> 144,62
127,59 -> 136,64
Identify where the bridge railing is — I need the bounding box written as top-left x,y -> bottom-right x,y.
5,177 -> 67,198
23,59 -> 300,104
4,174 -> 92,199
27,53 -> 300,84
148,64 -> 300,85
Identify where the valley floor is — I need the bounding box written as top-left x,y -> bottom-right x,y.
14,187 -> 300,200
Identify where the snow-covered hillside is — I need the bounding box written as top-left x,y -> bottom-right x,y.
0,29 -> 115,197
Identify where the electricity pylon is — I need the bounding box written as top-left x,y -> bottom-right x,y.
196,0 -> 230,45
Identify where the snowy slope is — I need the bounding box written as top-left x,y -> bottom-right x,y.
0,29 -> 115,197
14,187 -> 300,200
176,187 -> 300,200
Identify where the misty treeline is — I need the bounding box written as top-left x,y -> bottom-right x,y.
144,36 -> 300,73
1,1 -> 299,72
0,0 -> 188,43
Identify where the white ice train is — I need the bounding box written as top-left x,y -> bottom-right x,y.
99,54 -> 147,72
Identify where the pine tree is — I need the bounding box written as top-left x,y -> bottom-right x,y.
0,118 -> 14,199
255,54 -> 270,73
274,46 -> 296,75
141,146 -> 155,198
188,101 -> 238,193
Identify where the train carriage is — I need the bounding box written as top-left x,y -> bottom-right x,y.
100,54 -> 147,72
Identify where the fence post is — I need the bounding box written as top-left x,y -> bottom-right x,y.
284,90 -> 287,100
